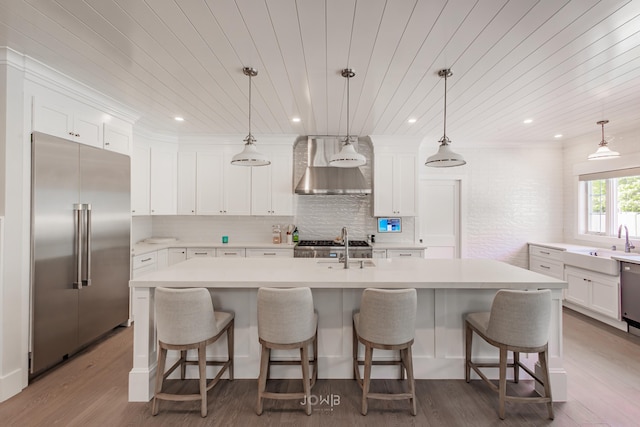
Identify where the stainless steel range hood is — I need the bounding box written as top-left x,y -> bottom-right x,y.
295,137 -> 371,195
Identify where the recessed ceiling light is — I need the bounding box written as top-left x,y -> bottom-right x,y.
554,134 -> 563,138
523,119 -> 533,124
174,116 -> 184,122
291,117 -> 301,123
408,118 -> 417,124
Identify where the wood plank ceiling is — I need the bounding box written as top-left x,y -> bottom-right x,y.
1,0 -> 639,147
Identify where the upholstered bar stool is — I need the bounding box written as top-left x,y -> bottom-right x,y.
465,289 -> 553,420
256,287 -> 318,416
352,288 -> 417,416
152,287 -> 234,418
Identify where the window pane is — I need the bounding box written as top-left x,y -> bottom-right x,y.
587,179 -> 606,233
616,175 -> 640,238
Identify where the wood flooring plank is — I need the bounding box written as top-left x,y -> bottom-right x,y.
1,308 -> 640,426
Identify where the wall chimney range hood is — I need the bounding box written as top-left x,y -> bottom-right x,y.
295,137 -> 371,195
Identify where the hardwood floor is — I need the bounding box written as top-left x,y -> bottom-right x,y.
2,308 -> 640,426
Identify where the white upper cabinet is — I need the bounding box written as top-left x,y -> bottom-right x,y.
33,95 -> 103,148
32,86 -> 133,154
195,149 -> 251,215
131,144 -> 150,216
373,152 -> 416,216
251,146 -> 293,216
150,147 -> 177,215
177,151 -> 197,215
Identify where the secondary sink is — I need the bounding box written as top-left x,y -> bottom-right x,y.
563,249 -> 620,276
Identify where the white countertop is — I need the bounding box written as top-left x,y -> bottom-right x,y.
129,257 -> 567,289
530,241 -> 640,265
611,254 -> 640,265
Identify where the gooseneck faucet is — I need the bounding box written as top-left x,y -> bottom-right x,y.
618,225 -> 636,253
341,226 -> 349,269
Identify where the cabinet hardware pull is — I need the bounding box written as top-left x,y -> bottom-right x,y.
540,265 -> 550,269
540,251 -> 550,255
399,253 -> 411,256
264,253 -> 276,255
194,252 -> 207,255
141,257 -> 152,262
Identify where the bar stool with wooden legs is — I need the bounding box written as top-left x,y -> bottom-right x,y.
352,288 -> 417,416
465,289 -> 554,420
256,287 -> 318,416
152,287 -> 234,418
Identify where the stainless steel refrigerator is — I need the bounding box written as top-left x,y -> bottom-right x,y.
30,132 -> 131,376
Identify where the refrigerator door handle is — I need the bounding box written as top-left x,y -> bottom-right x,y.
73,203 -> 83,289
83,204 -> 92,286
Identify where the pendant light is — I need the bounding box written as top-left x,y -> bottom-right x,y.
231,67 -> 270,166
588,120 -> 619,160
329,68 -> 366,168
425,69 -> 466,167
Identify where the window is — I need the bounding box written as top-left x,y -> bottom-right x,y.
580,168 -> 640,238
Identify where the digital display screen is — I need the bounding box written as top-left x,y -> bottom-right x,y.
377,217 -> 402,233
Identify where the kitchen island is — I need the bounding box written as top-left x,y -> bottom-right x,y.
129,257 -> 567,402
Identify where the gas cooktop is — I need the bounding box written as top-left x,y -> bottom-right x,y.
296,240 -> 370,247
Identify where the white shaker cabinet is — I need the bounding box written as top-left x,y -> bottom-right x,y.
131,144 -> 150,216
103,121 -> 133,155
251,147 -> 293,216
196,150 -> 251,215
386,249 -> 424,258
150,147 -> 177,215
177,151 -> 197,215
565,266 -> 620,320
168,248 -> 187,265
33,95 -> 103,148
528,245 -> 564,280
373,152 -> 416,216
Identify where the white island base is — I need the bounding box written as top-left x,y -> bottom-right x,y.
129,258 -> 567,402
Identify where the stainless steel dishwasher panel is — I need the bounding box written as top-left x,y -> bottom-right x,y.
621,262 -> 640,335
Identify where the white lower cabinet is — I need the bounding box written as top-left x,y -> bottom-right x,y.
132,252 -> 158,277
386,249 -> 424,258
168,248 -> 187,265
186,248 -> 216,258
216,248 -> 246,257
246,248 -> 293,258
565,266 -> 620,320
372,249 -> 387,259
528,245 -> 564,280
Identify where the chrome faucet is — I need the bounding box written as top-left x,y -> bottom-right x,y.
618,225 -> 636,253
341,226 -> 349,269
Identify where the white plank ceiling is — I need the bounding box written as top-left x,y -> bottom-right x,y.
1,0 -> 640,147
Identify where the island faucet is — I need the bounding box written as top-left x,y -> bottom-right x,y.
341,226 -> 349,269
618,225 -> 636,253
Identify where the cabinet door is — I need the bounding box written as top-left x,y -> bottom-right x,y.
177,152 -> 197,215
103,123 -> 132,155
270,151 -> 293,215
373,154 -> 395,216
168,248 -> 187,265
223,151 -> 251,215
216,248 -> 246,257
33,96 -> 74,140
196,152 -> 224,215
387,249 -> 423,258
590,278 -> 620,319
187,248 -> 216,258
73,105 -> 103,148
565,270 -> 590,307
251,161 -> 272,215
150,148 -> 177,215
156,249 -> 169,269
131,145 -> 150,215
394,154 -> 416,215
372,249 -> 387,259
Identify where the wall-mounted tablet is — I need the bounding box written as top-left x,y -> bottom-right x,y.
377,217 -> 402,233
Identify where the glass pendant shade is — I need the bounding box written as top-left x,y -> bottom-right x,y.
588,120 -> 619,160
426,68 -> 466,168
329,68 -> 365,168
425,137 -> 466,167
232,67 -> 270,166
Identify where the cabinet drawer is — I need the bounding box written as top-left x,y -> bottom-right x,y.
216,248 -> 246,257
246,248 -> 293,258
386,249 -> 424,258
187,248 -> 215,258
529,245 -> 564,262
132,252 -> 157,269
529,256 -> 564,280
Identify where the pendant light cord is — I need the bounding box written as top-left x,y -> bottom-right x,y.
346,72 -> 351,142
248,71 -> 252,140
443,72 -> 447,141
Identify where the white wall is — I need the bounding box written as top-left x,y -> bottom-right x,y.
418,142 -> 564,268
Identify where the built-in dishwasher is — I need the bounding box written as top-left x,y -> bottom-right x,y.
621,262 -> 640,336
